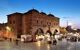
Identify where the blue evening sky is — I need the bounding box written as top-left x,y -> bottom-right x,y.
0,0 -> 80,28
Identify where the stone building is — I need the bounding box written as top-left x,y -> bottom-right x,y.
7,9 -> 60,40
0,23 -> 7,38
7,13 -> 23,38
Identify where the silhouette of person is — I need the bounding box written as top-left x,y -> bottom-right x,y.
15,39 -> 19,45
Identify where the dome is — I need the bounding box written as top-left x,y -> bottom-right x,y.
40,12 -> 46,15
48,14 -> 55,17
27,9 -> 39,13
24,9 -> 39,14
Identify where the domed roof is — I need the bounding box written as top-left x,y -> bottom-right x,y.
7,12 -> 23,16
27,9 -> 39,13
40,12 -> 46,15
48,14 -> 55,17
24,9 -> 39,14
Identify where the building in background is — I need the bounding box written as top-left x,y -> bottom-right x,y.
7,9 -> 60,40
0,23 -> 7,38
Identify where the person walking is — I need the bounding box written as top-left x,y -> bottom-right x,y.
15,38 -> 19,45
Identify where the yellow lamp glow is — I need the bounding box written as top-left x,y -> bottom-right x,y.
6,26 -> 11,31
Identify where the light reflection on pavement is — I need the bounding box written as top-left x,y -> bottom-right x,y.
0,39 -> 80,50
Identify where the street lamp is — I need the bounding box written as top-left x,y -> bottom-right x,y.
6,26 -> 11,31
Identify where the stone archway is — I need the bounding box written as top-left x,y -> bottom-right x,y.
33,28 -> 44,41
53,29 -> 58,36
46,30 -> 52,36
54,29 -> 58,34
35,28 -> 44,35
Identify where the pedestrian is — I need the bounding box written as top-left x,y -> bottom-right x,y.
53,38 -> 57,45
15,39 -> 19,45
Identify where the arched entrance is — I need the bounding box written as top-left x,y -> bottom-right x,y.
34,28 -> 44,41
35,28 -> 44,35
46,30 -> 52,36
54,29 -> 58,35
44,30 -> 52,42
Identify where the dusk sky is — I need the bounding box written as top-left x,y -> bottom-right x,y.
0,0 -> 80,28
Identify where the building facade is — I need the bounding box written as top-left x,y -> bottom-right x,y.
7,9 -> 60,40
7,13 -> 23,38
0,23 -> 7,38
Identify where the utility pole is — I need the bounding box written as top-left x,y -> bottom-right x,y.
67,20 -> 68,27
